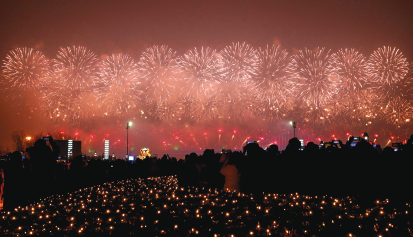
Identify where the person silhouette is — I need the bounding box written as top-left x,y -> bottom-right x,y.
26,137 -> 60,201
3,151 -> 27,210
220,152 -> 241,192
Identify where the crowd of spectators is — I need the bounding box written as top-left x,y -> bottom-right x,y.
0,137 -> 180,210
1,134 -> 413,210
177,134 -> 413,204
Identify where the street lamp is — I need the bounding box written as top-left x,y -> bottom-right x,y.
290,121 -> 296,138
126,122 -> 132,158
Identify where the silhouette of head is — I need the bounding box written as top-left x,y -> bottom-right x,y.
9,151 -> 23,167
304,142 -> 318,153
382,146 -> 394,156
243,142 -> 260,156
267,144 -> 280,156
34,139 -> 47,148
286,137 -> 301,152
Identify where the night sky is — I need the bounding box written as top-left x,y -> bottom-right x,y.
1,0 -> 412,152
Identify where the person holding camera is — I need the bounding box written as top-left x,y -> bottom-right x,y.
220,150 -> 241,192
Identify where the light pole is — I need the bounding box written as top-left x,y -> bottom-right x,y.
126,122 -> 132,158
290,121 -> 296,138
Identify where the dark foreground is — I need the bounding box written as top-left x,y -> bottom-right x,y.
0,176 -> 411,237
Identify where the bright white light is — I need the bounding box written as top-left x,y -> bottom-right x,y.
68,140 -> 73,158
104,140 -> 110,159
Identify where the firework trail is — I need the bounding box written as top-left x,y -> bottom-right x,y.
98,53 -> 141,116
138,45 -> 180,122
41,88 -> 96,125
295,104 -> 334,125
52,46 -> 100,92
402,66 -> 413,99
253,45 -> 295,121
367,46 -> 409,85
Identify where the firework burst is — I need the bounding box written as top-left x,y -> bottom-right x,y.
292,47 -> 338,107
1,47 -> 50,92
1,43 -> 413,134
178,47 -> 222,99
367,46 -> 409,85
218,42 -> 258,119
253,45 -> 294,121
52,46 -> 100,92
138,45 -> 180,122
98,53 -> 141,116
330,48 -> 369,99
177,47 -> 223,121
220,42 -> 258,83
370,65 -> 413,125
382,97 -> 413,127
291,48 -> 338,124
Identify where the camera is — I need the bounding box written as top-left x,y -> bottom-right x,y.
43,136 -> 50,141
